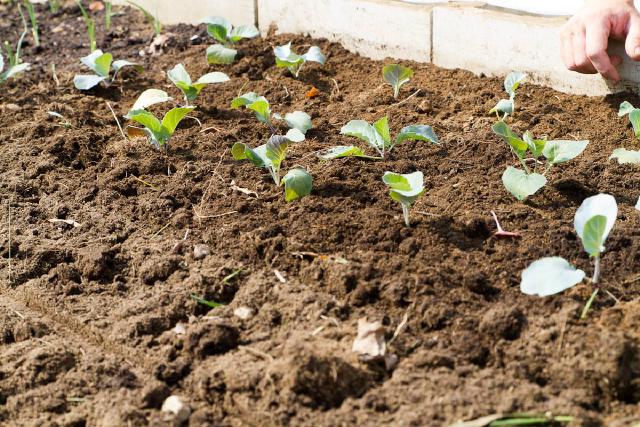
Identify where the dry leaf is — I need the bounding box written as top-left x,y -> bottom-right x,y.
230,180 -> 258,198
89,1 -> 104,11
352,318 -> 386,361
305,86 -> 320,98
126,126 -> 147,139
48,218 -> 81,228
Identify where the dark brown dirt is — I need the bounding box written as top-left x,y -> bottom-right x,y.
2,1 -> 640,426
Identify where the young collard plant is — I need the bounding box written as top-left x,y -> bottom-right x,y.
125,106 -> 194,149
382,171 -> 425,227
492,122 -> 589,200
383,64 -> 413,99
74,49 -> 143,90
0,51 -> 29,83
490,72 -> 526,119
127,0 -> 162,35
336,117 -> 438,158
520,194 -> 617,299
167,63 -> 229,106
231,92 -> 310,141
203,16 -> 259,64
231,134 -> 312,202
274,42 -> 325,78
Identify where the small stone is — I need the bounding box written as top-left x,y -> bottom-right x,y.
161,395 -> 191,423
234,306 -> 254,320
172,322 -> 186,335
193,244 -> 210,260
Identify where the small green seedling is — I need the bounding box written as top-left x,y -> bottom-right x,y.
127,0 -> 161,35
231,135 -> 313,201
125,106 -> 195,149
76,0 -> 97,51
167,63 -> 229,106
202,16 -> 259,64
520,194 -> 617,308
48,111 -> 72,128
231,92 -> 310,140
0,52 -> 29,83
191,294 -> 223,308
382,171 -> 425,227
383,64 -> 413,99
274,42 -> 325,78
490,71 -> 526,119
74,49 -> 143,90
492,122 -> 588,200
23,0 -> 39,47
340,117 -> 438,158
618,101 -> 640,140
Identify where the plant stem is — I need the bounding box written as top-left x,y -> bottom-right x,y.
542,162 -> 553,177
592,255 -> 601,284
24,0 -> 39,47
393,85 -> 399,100
580,288 -> 599,319
402,203 -> 410,227
518,155 -> 531,174
105,1 -> 112,30
269,167 -> 280,186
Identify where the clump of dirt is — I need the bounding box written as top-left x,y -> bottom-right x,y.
3,1 -> 640,426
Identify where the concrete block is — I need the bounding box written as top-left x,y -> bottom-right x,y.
258,0 -> 432,62
112,0 -> 255,26
431,6 -> 640,96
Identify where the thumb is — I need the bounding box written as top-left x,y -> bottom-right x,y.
626,15 -> 640,60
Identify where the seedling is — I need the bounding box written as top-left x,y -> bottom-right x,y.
127,0 -> 161,35
231,92 -> 310,140
340,117 -> 438,158
383,64 -> 413,99
191,294 -> 223,308
0,52 -> 29,84
492,122 -> 588,200
274,42 -> 325,78
125,106 -> 195,149
167,63 -> 229,106
231,135 -> 313,202
202,16 -> 259,64
74,49 -> 143,90
520,194 -> 617,307
76,0 -> 97,51
490,71 -> 526,119
382,171 -> 425,227
23,0 -> 39,47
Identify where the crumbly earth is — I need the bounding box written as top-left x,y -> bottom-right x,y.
2,2 -> 640,426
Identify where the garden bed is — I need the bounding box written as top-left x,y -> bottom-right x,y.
2,2 -> 640,426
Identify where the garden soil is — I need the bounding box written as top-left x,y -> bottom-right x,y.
2,3 -> 640,426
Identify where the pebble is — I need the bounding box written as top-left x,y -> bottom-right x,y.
234,306 -> 254,320
161,395 -> 191,423
193,244 -> 210,260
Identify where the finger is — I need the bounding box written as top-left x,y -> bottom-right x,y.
573,29 -> 598,74
611,54 -> 624,67
585,18 -> 620,80
561,27 -> 577,70
626,15 -> 640,60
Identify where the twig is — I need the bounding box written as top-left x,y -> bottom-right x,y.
106,102 -> 127,142
330,78 -> 340,96
200,125 -> 223,133
130,174 -> 159,191
388,309 -> 410,346
273,269 -> 287,283
384,89 -> 421,110
491,210 -> 521,238
239,345 -> 274,362
149,222 -> 171,239
192,210 -> 237,220
51,64 -> 59,86
7,201 -> 11,285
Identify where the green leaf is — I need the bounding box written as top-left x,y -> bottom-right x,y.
274,42 -> 302,64
619,101 -> 635,117
94,52 -> 113,77
504,71 -> 526,96
229,24 -> 259,42
383,171 -> 424,200
191,293 -> 223,308
283,167 -> 313,202
0,53 -> 4,74
383,64 -> 413,98
167,63 -> 192,86
127,109 -> 163,133
206,44 -> 237,64
373,117 -> 391,147
1,62 -> 30,82
265,135 -> 289,171
231,142 -> 267,167
112,60 -> 143,74
574,193 -> 617,257
340,120 -> 384,155
73,74 -> 107,90
195,71 -> 230,85
630,109 -> 640,138
522,131 -> 546,158
80,50 -> 108,76
501,167 -> 546,201
521,257 -> 585,297
542,140 -> 588,164
492,121 -> 527,158
283,111 -> 312,134
203,16 -> 232,43
396,125 -> 438,145
490,98 -> 514,115
610,147 -> 640,164
302,46 -> 325,64
581,215 -> 607,257
285,128 -> 305,142
129,89 -> 172,112
247,99 -> 271,124
231,92 -> 261,108
317,146 -> 381,160
161,107 -> 195,134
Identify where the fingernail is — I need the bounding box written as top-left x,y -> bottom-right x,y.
635,47 -> 640,57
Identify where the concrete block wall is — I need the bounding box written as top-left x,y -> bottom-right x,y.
115,0 -> 640,96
